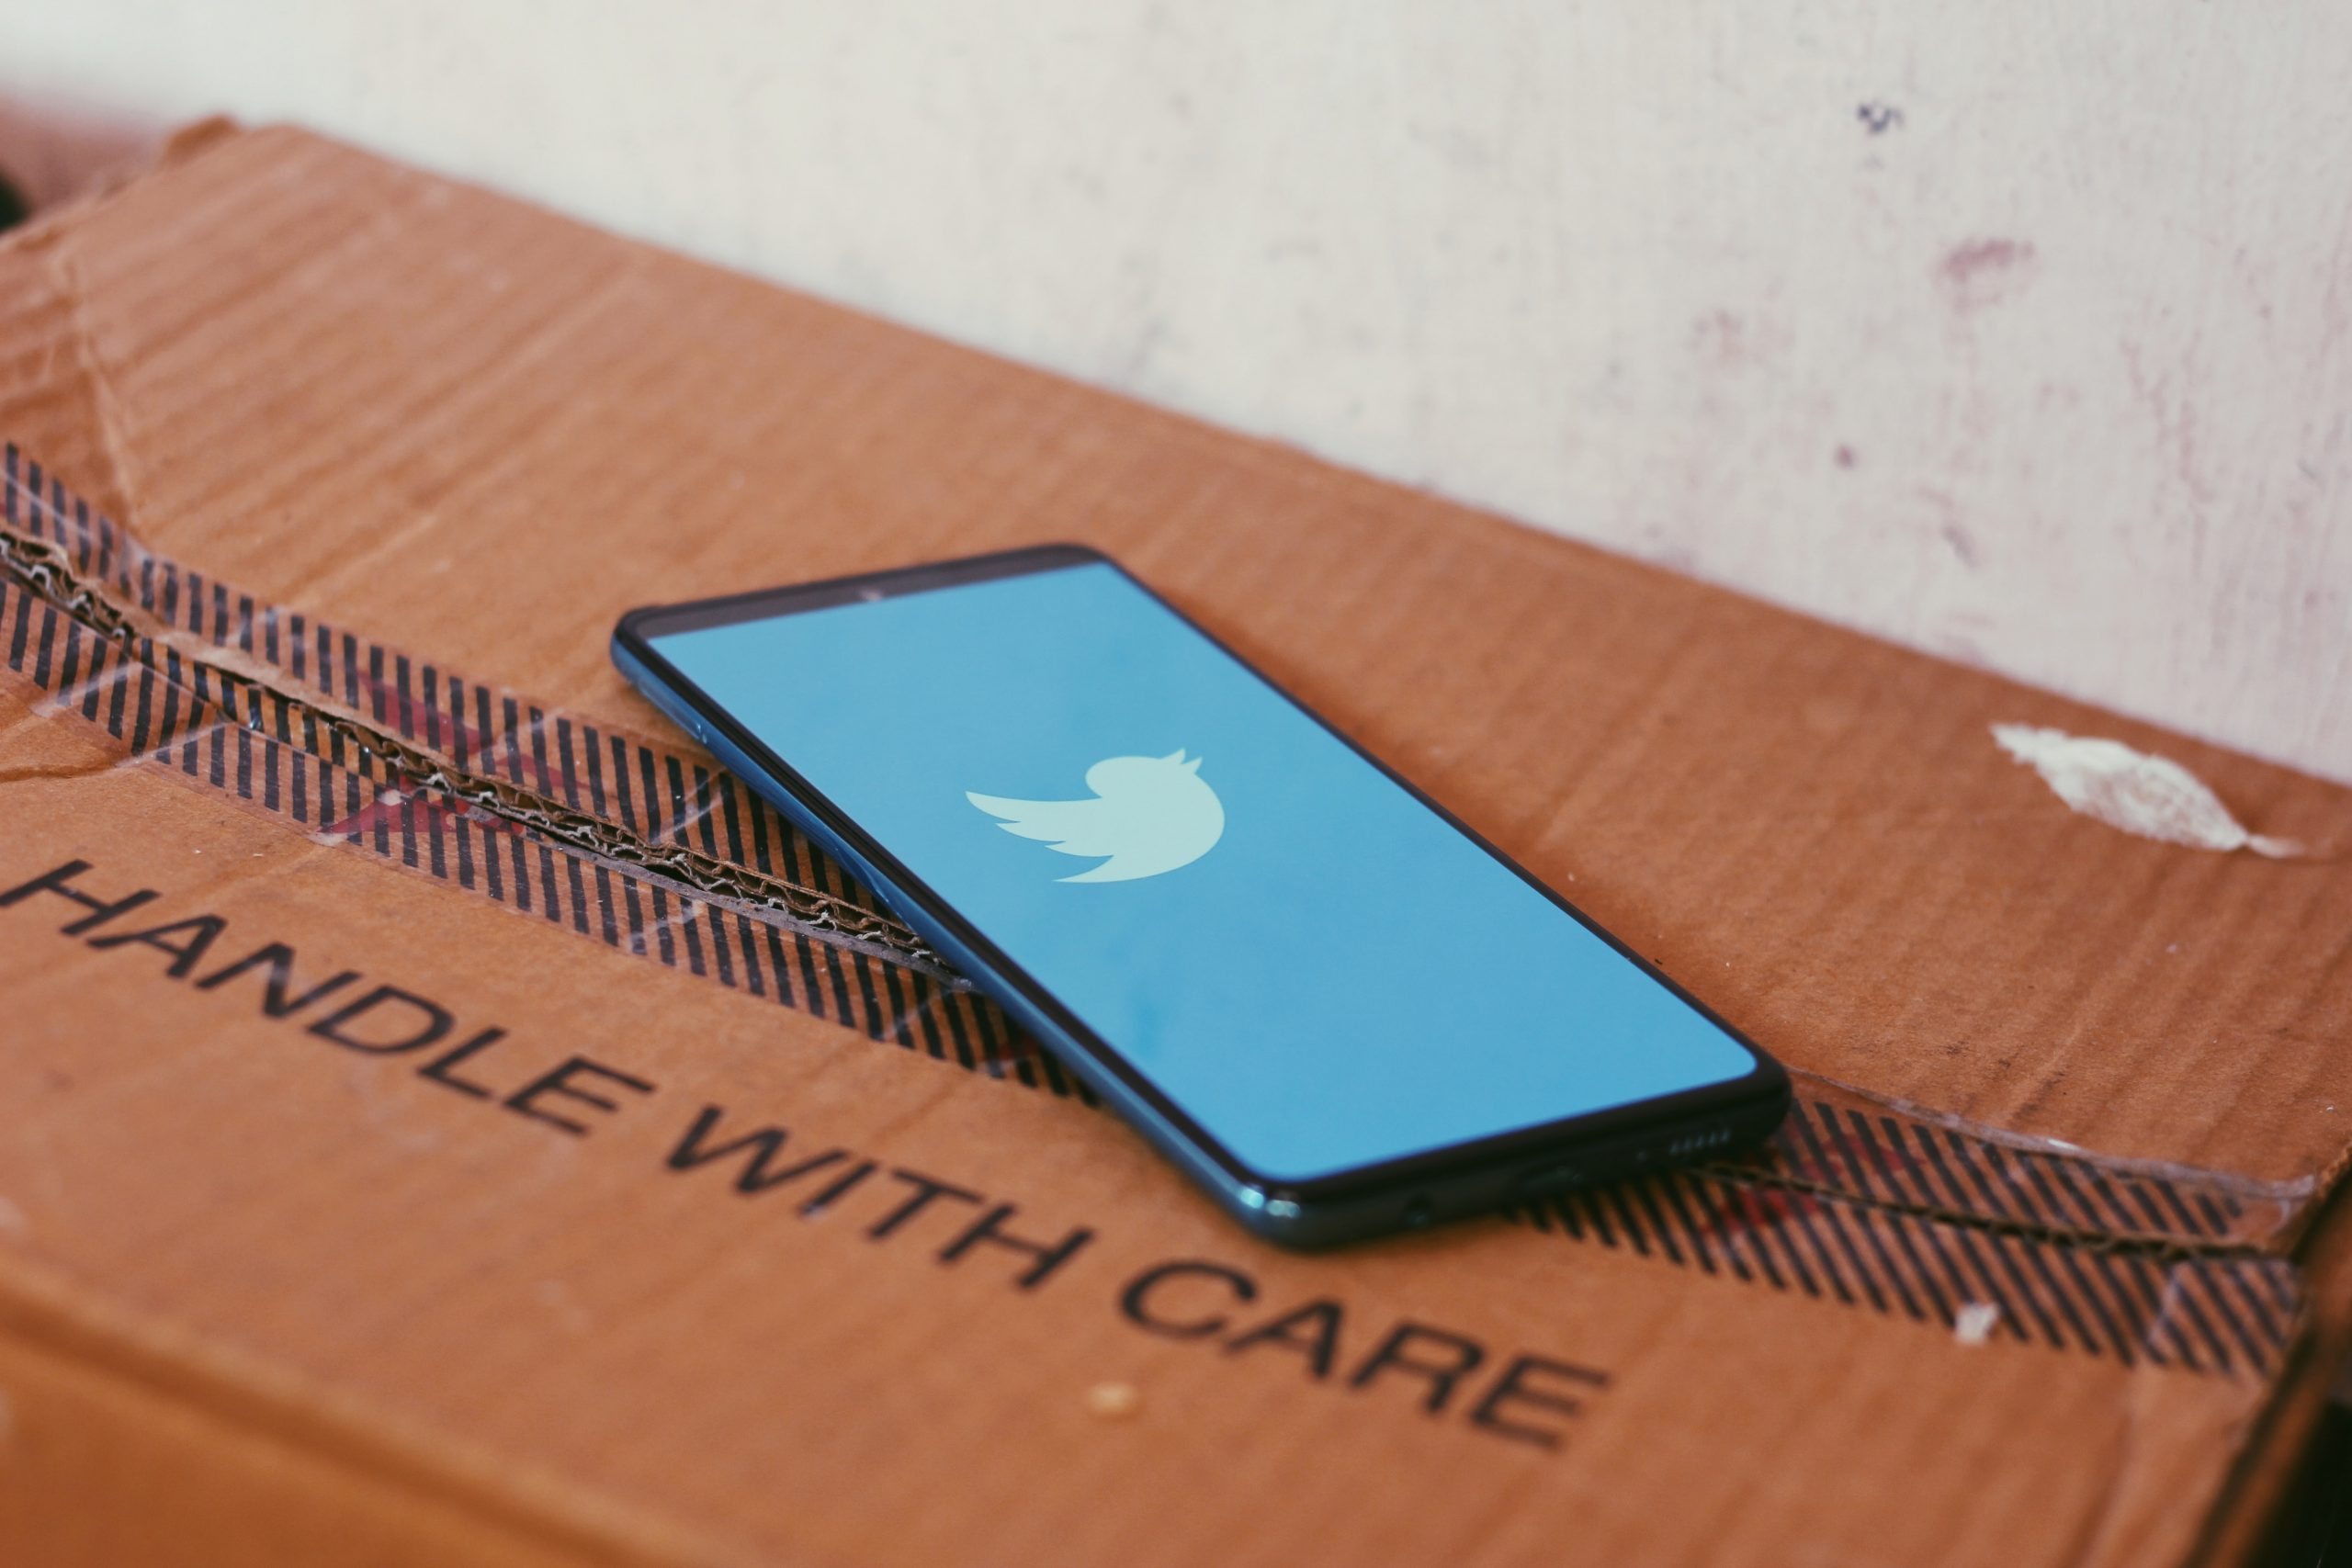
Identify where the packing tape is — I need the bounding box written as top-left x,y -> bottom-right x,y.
0,446 -> 2309,1378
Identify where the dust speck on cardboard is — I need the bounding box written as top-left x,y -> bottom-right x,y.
1952,1303 -> 2003,1347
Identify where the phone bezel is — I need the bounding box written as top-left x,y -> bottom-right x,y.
612,543 -> 1789,1229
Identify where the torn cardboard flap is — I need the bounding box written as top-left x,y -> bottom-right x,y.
0,121 -> 2343,1567
0,475 -> 927,967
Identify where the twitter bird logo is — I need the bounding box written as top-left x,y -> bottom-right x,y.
967,750 -> 1226,883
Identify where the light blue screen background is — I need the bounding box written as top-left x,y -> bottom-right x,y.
654,563 -> 1757,1182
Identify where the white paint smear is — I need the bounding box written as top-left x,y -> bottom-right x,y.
1992,725 -> 2301,858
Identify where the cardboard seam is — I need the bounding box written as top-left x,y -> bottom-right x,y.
1716,1083 -> 2301,1257
0,470 -> 2316,1259
0,518 -> 933,969
1515,1171 -> 2306,1377
1696,1160 -> 2293,1269
1788,1067 -> 2323,1210
0,455 -> 2320,1270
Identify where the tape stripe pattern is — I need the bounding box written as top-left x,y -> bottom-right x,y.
0,452 -> 2285,1245
0,452 -> 2303,1376
1514,1168 -> 2296,1374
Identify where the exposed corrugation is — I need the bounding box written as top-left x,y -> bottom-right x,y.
0,452 -> 929,964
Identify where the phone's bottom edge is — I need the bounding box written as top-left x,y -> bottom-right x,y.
1220,1085 -> 1794,1251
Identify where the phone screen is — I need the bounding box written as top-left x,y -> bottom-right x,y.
648,560 -> 1761,1185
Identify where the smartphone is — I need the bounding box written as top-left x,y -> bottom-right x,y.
613,545 -> 1787,1247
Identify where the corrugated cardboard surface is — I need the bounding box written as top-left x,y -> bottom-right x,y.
0,122 -> 2344,1566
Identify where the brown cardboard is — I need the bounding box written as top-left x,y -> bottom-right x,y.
0,122 -> 2344,1566
2192,1196 -> 2352,1568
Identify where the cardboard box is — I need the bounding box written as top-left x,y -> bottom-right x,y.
0,122 -> 2344,1566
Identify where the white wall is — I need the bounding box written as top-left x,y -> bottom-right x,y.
4,2 -> 2346,781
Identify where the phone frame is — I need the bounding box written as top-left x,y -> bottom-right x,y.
613,543 -> 1789,1247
